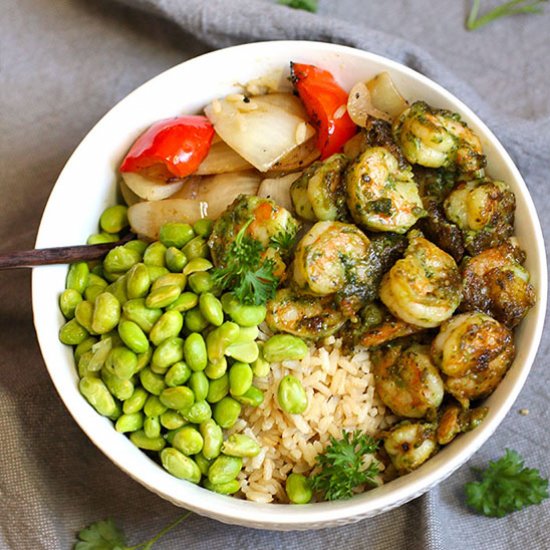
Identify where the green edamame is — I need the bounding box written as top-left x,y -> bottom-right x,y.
115,412 -> 143,433
100,205 -> 128,234
187,271 -> 214,294
130,430 -> 166,452
188,371 -> 209,401
229,362 -> 253,397
139,367 -> 166,396
87,232 -> 119,245
151,273 -> 186,292
159,386 -> 194,411
159,410 -> 186,430
225,340 -> 259,364
200,419 -> 223,460
263,335 -> 309,362
233,385 -> 264,408
59,288 -> 83,319
74,336 -> 98,364
199,293 -> 224,327
104,275 -> 128,305
184,307 -> 209,332
79,376 -> 118,419
66,262 -> 89,294
183,258 -> 212,276
59,318 -> 89,345
152,337 -> 184,369
183,400 -> 212,424
143,241 -> 167,267
182,236 -> 208,260
206,374 -> 229,404
193,218 -> 213,238
143,395 -> 168,418
166,292 -> 198,313
172,426 -> 204,456
207,455 -> 242,485
202,479 -> 240,495
206,322 -> 239,362
159,222 -> 195,248
126,263 -> 151,299
145,284 -> 181,309
221,293 -> 267,327
103,246 -> 141,274
165,247 -> 188,273
277,375 -> 308,415
122,299 -> 162,333
285,473 -> 312,504
221,434 -> 261,458
109,346 -> 138,379
123,387 -> 149,414
251,343 -> 270,378
213,397 -> 241,429
194,453 -> 212,476
74,300 -> 94,333
146,265 -> 169,282
92,292 -> 121,335
204,357 -> 227,380
144,415 -> 161,438
183,333 -> 207,372
124,239 -> 148,256
160,448 -> 200,483
118,320 -> 149,354
149,310 -> 184,346
164,361 -> 192,387
101,367 -> 134,401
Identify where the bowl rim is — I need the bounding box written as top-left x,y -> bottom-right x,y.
32,40 -> 548,528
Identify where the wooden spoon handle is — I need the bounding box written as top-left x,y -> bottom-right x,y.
0,235 -> 133,270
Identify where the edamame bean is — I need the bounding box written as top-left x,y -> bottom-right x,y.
199,293 -> 224,327
225,340 -> 259,364
124,239 -> 148,256
183,400 -> 212,424
166,292 -> 198,313
153,337 -> 184,370
144,415 -> 161,438
263,335 -> 308,362
100,204 -> 128,234
164,361 -> 192,387
87,232 -> 119,245
85,284 -> 106,303
165,247 -> 188,273
149,310 -> 184,346
159,223 -> 195,248
187,272 -> 214,294
160,448 -> 200,483
74,300 -> 95,333
251,343 -> 270,378
200,419 -> 223,460
88,273 -> 109,289
59,289 -> 83,319
285,473 -> 312,504
213,397 -> 241,429
123,387 -> 148,414
221,293 -> 267,327
104,275 -> 128,305
143,394 -> 168,418
206,374 -> 229,404
206,322 -> 239,362
193,218 -> 213,238
172,426 -> 204,456
221,434 -> 261,458
194,453 -> 212,476
277,375 -> 308,414
118,320 -> 149,354
101,368 -> 134,401
87,338 -> 113,372
143,241 -> 167,267
233,385 -> 264,408
103,246 -> 141,274
135,346 -> 152,372
151,273 -> 186,292
123,299 -> 162,333
202,479 -> 240,495
160,410 -> 186,430
182,236 -> 208,259
130,430 -> 166,452
145,284 -> 181,309
147,265 -> 169,282
110,346 -> 138,379
139,367 -> 166,396
59,318 -> 89,345
229,362 -> 253,397
183,333 -> 207,372
184,308 -> 209,332
126,263 -> 151,299
79,376 -> 118,418
77,351 -> 95,379
207,455 -> 242,485
188,371 -> 209,401
74,336 -> 98,364
66,262 -> 89,294
92,292 -> 121,335
115,412 -> 143,433
236,326 -> 259,342
183,258 -> 212,276
159,386 -> 194,411
204,357 -> 227,380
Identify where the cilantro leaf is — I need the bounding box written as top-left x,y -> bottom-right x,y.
75,519 -> 127,550
278,0 -> 318,13
466,0 -> 547,31
311,430 -> 380,501
465,449 -> 549,517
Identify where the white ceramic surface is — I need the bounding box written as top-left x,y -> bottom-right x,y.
32,41 -> 547,530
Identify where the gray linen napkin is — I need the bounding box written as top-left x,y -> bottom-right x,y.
2,0 -> 549,548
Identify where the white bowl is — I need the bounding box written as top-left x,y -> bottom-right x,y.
32,40 -> 547,530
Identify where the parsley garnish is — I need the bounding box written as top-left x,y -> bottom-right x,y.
278,0 -> 318,12
465,449 -> 549,517
466,0 -> 547,31
311,430 -> 380,501
211,219 -> 279,306
75,513 -> 191,550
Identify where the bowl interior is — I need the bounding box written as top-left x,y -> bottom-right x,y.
32,40 -> 547,530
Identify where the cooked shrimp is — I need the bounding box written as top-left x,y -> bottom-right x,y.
372,343 -> 444,418
346,146 -> 425,233
436,403 -> 488,445
293,221 -> 371,296
382,421 -> 438,474
444,178 -> 515,255
290,153 -> 348,221
358,317 -> 426,348
432,312 -> 515,407
460,240 -> 535,327
265,287 -> 346,339
208,194 -> 300,275
379,230 -> 462,328
393,101 -> 485,175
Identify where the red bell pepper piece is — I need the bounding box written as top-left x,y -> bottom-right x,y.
120,115 -> 214,180
291,62 -> 357,160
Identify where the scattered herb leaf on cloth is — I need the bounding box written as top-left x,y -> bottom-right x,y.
466,0 -> 547,30
75,512 -> 192,550
311,430 -> 380,501
465,449 -> 549,517
278,0 -> 319,13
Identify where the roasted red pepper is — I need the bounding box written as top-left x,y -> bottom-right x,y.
120,115 -> 214,180
291,62 -> 357,160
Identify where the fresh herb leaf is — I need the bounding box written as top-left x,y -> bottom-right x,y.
465,449 -> 549,517
75,512 -> 191,550
269,228 -> 297,252
311,430 -> 380,501
212,219 -> 279,306
466,0 -> 547,31
278,0 -> 318,13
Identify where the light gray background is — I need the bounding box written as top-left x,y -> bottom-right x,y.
1,1 -> 549,548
